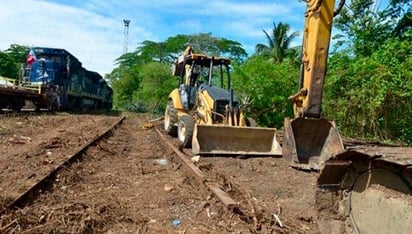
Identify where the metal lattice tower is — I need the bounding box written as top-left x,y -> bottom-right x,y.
123,19 -> 130,54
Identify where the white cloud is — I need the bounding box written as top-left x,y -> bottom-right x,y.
0,0 -> 306,75
0,0 -> 136,75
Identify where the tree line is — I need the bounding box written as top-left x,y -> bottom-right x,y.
1,0 -> 410,144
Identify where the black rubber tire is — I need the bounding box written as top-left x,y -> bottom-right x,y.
164,101 -> 178,137
177,115 -> 195,148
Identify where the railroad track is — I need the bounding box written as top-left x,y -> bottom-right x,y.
154,125 -> 280,230
0,109 -> 115,119
0,109 -> 50,119
0,115 -> 318,232
0,115 -> 125,215
1,114 -> 407,233
154,123 -> 412,233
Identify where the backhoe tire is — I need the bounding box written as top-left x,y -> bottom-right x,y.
164,101 -> 178,137
177,115 -> 195,148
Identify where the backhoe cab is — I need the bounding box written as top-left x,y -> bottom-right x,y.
165,46 -> 281,156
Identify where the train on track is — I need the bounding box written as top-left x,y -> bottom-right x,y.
0,47 -> 112,112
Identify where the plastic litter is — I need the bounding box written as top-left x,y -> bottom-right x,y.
172,218 -> 181,226
155,158 -> 169,166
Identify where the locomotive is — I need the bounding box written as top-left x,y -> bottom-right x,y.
3,47 -> 112,111
23,47 -> 112,110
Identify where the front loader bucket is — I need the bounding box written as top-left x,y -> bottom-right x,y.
283,117 -> 344,170
192,124 -> 282,156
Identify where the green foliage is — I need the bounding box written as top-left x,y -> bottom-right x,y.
109,12 -> 411,146
334,0 -> 411,56
111,65 -> 142,110
136,40 -> 173,64
324,0 -> 412,145
255,22 -> 300,63
135,33 -> 248,65
325,38 -> 412,144
111,33 -> 248,111
115,51 -> 144,68
133,62 -> 176,113
0,52 -> 17,78
232,56 -> 297,128
0,44 -> 28,78
185,33 -> 248,63
393,12 -> 412,37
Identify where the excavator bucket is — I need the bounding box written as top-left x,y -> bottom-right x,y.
283,117 -> 344,170
192,124 -> 282,156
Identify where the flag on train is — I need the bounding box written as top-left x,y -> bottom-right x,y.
27,49 -> 37,65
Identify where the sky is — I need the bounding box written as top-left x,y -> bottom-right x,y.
0,0 -> 310,76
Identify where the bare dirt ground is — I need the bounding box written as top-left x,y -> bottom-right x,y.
0,112 -> 319,233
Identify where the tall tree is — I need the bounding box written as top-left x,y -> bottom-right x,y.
325,38 -> 412,144
255,22 -> 299,63
232,56 -> 298,128
0,44 -> 29,78
136,40 -> 171,63
334,0 -> 411,56
135,33 -> 247,65
110,65 -> 142,110
110,33 -> 247,110
185,33 -> 248,63
0,52 -> 16,78
134,62 -> 176,113
323,0 -> 412,144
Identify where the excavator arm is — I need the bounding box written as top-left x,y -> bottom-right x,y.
283,0 -> 345,170
284,2 -> 412,233
290,0 -> 340,118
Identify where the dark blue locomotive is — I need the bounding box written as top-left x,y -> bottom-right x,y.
22,47 -> 112,110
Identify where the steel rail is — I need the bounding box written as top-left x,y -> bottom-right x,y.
0,115 -> 125,215
154,127 -> 238,209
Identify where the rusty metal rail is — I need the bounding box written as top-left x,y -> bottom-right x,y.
0,110 -> 51,118
154,126 -> 267,229
0,115 -> 125,215
154,128 -> 238,209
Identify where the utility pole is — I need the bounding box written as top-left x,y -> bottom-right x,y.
123,19 -> 130,54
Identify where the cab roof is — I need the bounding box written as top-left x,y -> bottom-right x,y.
178,53 -> 231,67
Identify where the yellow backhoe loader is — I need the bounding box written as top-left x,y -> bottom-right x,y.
164,46 -> 281,156
284,0 -> 412,233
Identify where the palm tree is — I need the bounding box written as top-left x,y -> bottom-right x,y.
255,22 -> 300,63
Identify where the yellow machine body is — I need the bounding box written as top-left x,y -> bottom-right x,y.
285,1 -> 412,233
165,48 -> 281,156
284,0 -> 344,170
